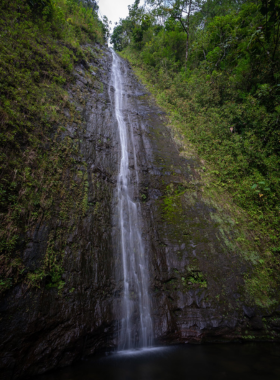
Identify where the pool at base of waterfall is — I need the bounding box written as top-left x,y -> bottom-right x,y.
35,343 -> 280,380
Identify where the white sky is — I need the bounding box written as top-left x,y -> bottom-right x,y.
98,0 -> 145,30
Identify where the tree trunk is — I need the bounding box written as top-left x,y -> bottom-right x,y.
185,0 -> 192,63
186,31 -> 189,62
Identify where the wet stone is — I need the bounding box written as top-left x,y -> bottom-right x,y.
1,45 -> 280,380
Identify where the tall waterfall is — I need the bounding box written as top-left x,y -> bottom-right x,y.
110,50 -> 153,350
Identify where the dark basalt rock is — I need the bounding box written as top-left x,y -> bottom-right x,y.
0,47 -> 117,380
243,306 -> 256,319
23,225 -> 49,271
0,46 -> 279,380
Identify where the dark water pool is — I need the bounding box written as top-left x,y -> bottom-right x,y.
36,343 -> 280,380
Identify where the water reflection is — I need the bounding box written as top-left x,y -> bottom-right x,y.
36,343 -> 280,380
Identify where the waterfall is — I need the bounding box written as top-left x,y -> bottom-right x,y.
110,50 -> 153,350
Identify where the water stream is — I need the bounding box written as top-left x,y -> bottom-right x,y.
110,50 -> 153,350
31,49 -> 280,380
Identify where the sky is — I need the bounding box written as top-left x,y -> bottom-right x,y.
98,0 -> 145,30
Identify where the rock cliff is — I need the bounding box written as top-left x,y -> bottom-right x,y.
1,45 -> 280,380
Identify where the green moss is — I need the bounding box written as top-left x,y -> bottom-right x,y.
121,49 -> 280,311
26,230 -> 65,291
182,267 -> 208,288
0,0 -> 105,294
161,183 -> 187,225
245,265 -> 278,309
0,278 -> 12,292
82,179 -> 89,216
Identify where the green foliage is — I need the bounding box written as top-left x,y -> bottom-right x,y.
119,0 -> 280,308
162,183 -> 187,223
111,24 -> 128,51
182,270 -> 207,288
27,0 -> 54,19
0,278 -> 12,292
0,0 -> 105,294
102,15 -> 111,45
26,231 -> 65,290
110,0 -> 150,51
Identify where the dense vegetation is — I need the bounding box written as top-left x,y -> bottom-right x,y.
1,0 -> 280,309
0,0 -> 106,292
112,0 -> 280,307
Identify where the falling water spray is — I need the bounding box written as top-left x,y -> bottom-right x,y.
110,50 -> 153,350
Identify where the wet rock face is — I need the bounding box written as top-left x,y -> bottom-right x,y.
111,58 -> 280,345
0,47 -> 118,380
1,46 -> 280,380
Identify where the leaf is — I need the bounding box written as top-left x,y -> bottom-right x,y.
258,181 -> 265,185
251,184 -> 257,189
264,188 -> 270,191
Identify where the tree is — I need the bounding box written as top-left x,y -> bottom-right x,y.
111,22 -> 132,51
146,0 -> 202,62
171,0 -> 201,62
102,15 -> 111,45
27,0 -> 53,18
80,0 -> 99,11
111,0 -> 148,51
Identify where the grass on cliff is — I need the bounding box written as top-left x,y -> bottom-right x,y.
113,0 -> 280,310
113,0 -> 280,309
0,0 -> 104,293
119,47 -> 280,310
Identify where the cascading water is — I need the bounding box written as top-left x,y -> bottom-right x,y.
110,50 -> 153,350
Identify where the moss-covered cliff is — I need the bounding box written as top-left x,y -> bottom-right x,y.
0,2 -> 117,378
1,2 -> 280,380
0,0 -> 105,294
